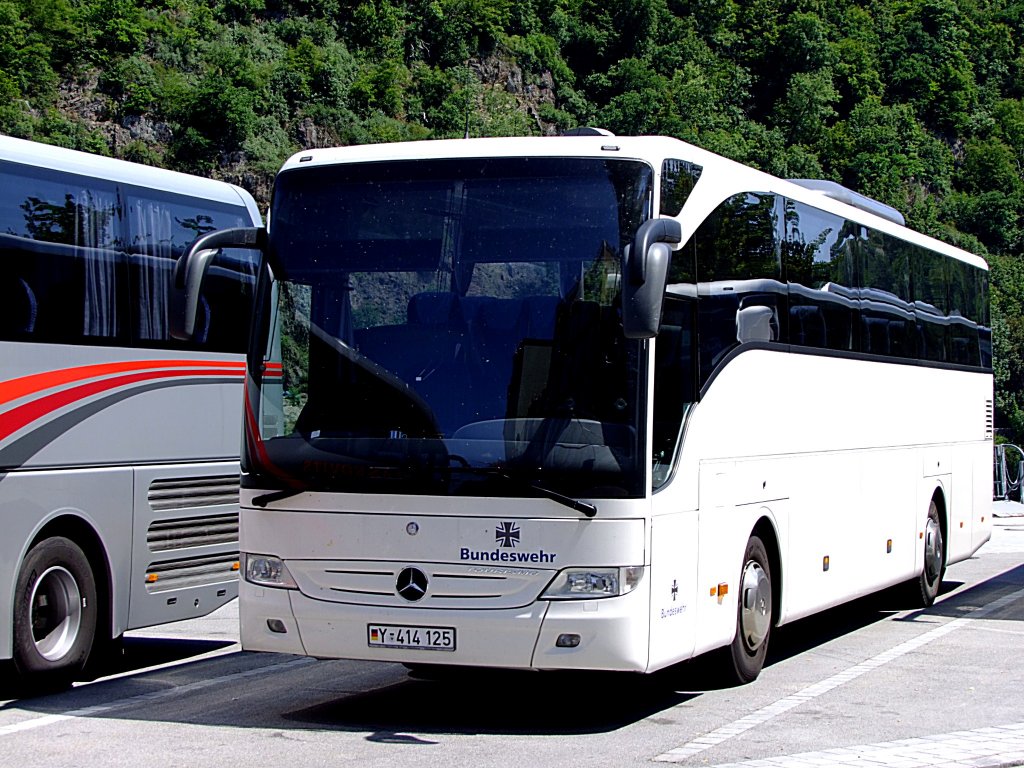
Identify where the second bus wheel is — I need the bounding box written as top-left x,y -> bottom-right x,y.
727,535 -> 773,684
909,500 -> 945,608
12,536 -> 98,687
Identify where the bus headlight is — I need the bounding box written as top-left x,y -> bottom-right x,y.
541,566 -> 645,599
243,553 -> 298,589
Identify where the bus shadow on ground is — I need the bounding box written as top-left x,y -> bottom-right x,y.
285,667 -> 697,736
283,579 -> 976,736
761,585 -> 919,669
0,637 -> 235,702
761,561 -> 1024,671
900,563 -> 1024,623
113,636 -> 237,676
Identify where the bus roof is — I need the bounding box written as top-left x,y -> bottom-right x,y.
0,133 -> 260,217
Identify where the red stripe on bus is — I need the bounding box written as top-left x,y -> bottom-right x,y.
0,360 -> 246,408
0,368 -> 242,443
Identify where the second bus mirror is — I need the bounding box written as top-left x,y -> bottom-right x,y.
171,226 -> 266,341
621,218 -> 682,339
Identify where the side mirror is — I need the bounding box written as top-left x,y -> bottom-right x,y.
621,218 -> 682,339
171,226 -> 266,340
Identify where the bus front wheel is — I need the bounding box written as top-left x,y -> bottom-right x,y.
727,535 -> 773,684
12,537 -> 98,687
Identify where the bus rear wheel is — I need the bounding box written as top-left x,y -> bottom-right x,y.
12,537 -> 98,687
910,500 -> 945,607
726,535 -> 773,684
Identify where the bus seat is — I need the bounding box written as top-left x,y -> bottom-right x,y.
862,316 -> 890,355
408,291 -> 462,327
522,296 -> 559,340
540,300 -> 607,418
790,304 -> 826,347
469,298 -> 526,419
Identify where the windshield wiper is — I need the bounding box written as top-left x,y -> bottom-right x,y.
524,479 -> 598,517
448,462 -> 597,517
251,488 -> 303,508
250,464 -> 599,518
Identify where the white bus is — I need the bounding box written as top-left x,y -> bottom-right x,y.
0,135 -> 261,686
179,134 -> 992,683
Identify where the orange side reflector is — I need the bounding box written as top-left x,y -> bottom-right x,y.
717,583 -> 728,597
146,573 -> 158,583
232,561 -> 241,571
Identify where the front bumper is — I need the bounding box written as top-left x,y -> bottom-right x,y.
240,577 -> 651,672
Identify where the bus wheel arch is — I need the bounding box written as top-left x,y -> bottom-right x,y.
751,517 -> 782,627
12,516 -> 114,685
914,490 -> 947,607
725,518 -> 780,684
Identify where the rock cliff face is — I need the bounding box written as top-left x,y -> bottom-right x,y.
472,54 -> 559,136
54,54 -> 558,212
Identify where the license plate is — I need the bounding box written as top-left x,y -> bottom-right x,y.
367,624 -> 456,651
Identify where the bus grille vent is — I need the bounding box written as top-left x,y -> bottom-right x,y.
147,513 -> 239,552
148,475 -> 240,511
986,399 -> 994,439
144,553 -> 240,592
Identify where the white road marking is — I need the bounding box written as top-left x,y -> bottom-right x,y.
654,585 -> 1024,763
77,642 -> 242,686
686,722 -> 1024,768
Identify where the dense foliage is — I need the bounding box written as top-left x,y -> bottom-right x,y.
3,0 -> 1024,440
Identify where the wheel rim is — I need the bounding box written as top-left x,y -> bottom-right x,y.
740,560 -> 771,651
924,514 -> 943,584
29,566 -> 82,662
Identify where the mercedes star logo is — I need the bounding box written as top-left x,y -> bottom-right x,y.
396,567 -> 428,602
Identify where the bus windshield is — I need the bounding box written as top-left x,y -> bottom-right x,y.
252,156 -> 653,500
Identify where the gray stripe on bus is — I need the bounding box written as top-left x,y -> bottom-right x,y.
0,377 -> 240,471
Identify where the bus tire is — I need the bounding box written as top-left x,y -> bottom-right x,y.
12,537 -> 98,687
911,500 -> 945,607
727,535 -> 773,684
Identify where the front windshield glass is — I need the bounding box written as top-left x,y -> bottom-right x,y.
251,156 -> 652,499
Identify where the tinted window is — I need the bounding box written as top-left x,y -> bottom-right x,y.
652,290 -> 696,487
781,196 -> 988,371
660,159 -> 702,217
0,160 -> 256,351
783,200 -> 857,351
861,231 -> 915,359
257,157 -> 652,499
680,192 -> 779,388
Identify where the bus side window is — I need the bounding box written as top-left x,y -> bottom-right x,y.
652,291 -> 696,487
782,199 -> 856,352
197,255 -> 257,352
692,192 -> 781,387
